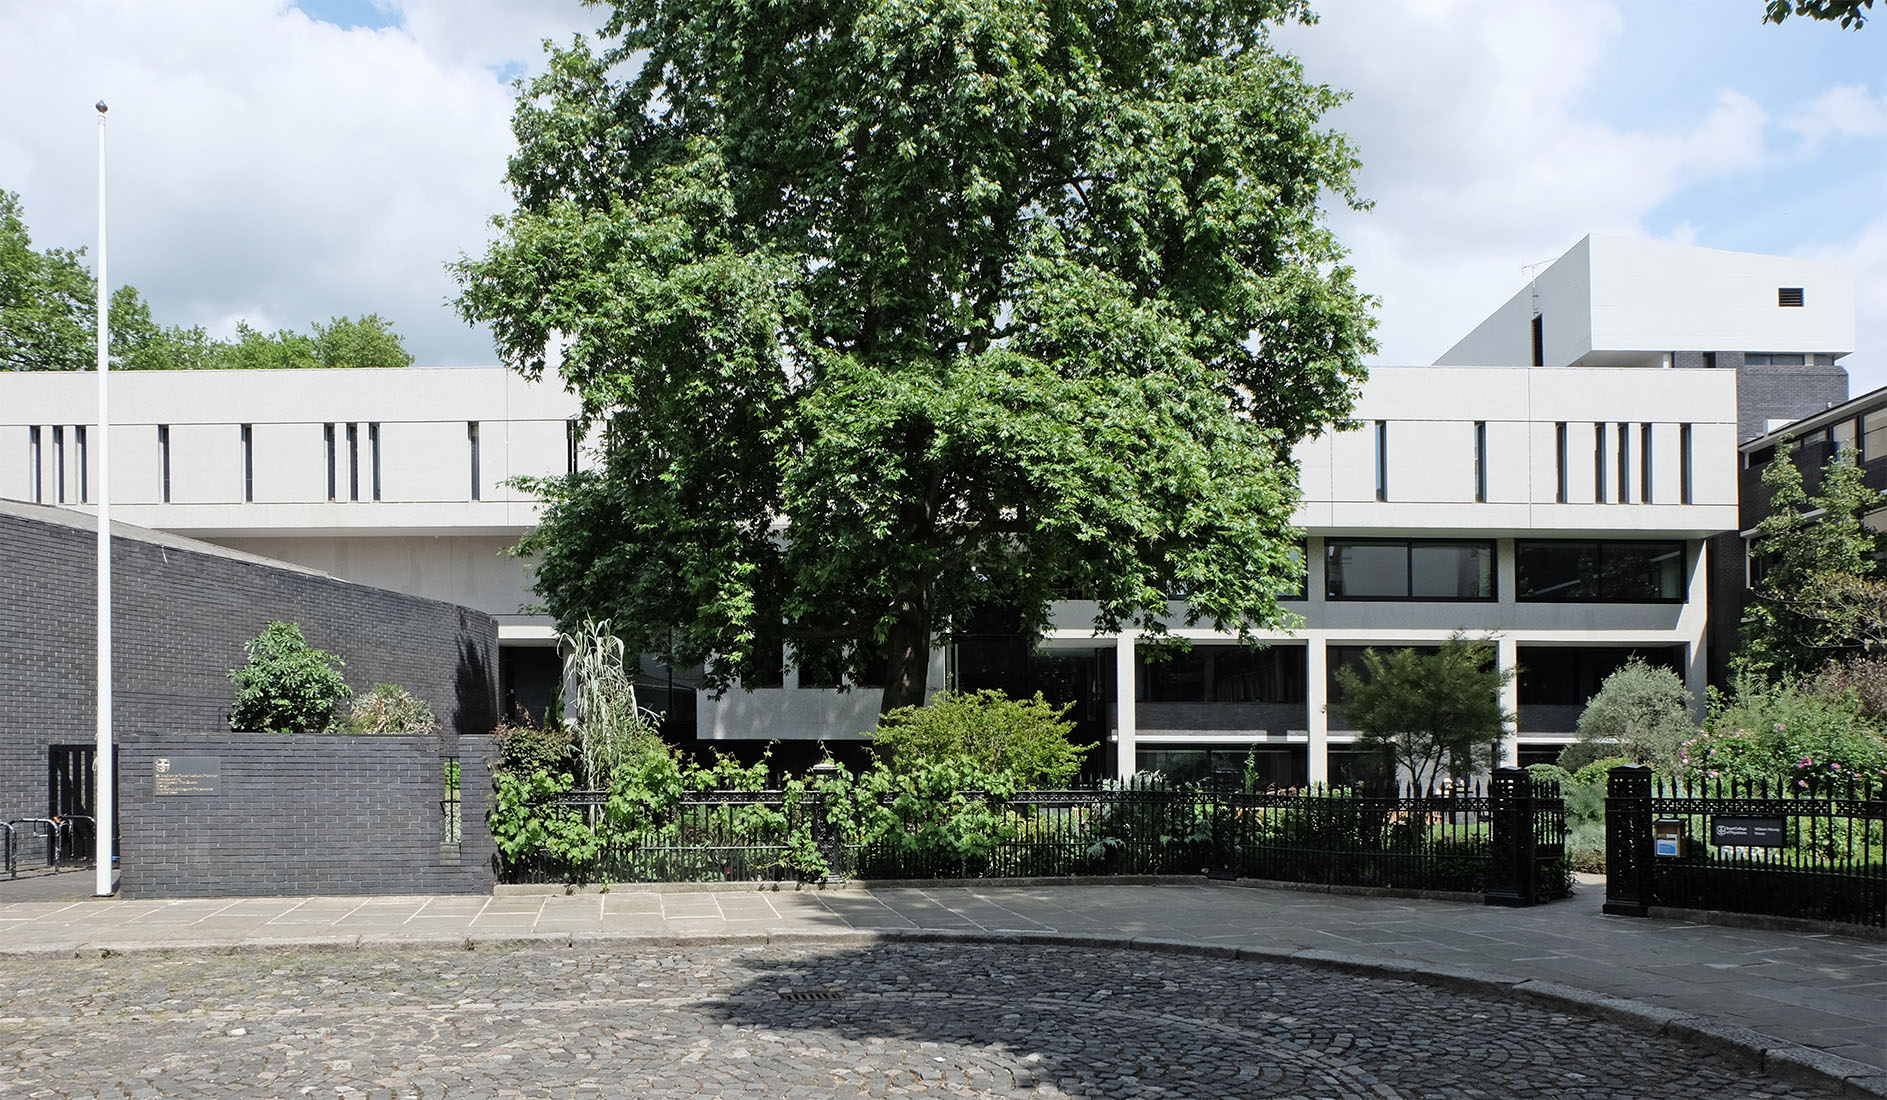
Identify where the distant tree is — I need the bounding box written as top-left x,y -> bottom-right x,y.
0,190 -> 94,371
1572,658 -> 1695,774
1765,0 -> 1873,28
1,189 -> 414,371
1735,441 -> 1885,682
1328,635 -> 1514,790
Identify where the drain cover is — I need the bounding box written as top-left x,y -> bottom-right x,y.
778,989 -> 847,1002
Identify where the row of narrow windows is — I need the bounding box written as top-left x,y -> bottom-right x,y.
1368,420 -> 1695,504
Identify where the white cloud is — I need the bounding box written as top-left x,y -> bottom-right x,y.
1787,84 -> 1887,150
0,0 -> 593,365
1277,0 -> 1771,365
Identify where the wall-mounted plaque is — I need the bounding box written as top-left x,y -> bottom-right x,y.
154,755 -> 220,796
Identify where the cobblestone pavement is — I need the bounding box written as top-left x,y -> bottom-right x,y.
0,940 -> 1850,1099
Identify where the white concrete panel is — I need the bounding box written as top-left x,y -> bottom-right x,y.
1,427 -> 35,502
1329,422 -> 1376,502
381,420 -> 473,503
1386,420 -> 1472,504
211,534 -> 537,620
251,423 -> 326,504
1587,235 -> 1853,357
107,423 -> 161,505
1486,421 -> 1531,505
167,423 -> 242,504
495,419 -> 566,502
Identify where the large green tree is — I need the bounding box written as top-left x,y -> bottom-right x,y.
458,0 -> 1376,712
2,189 -> 414,371
1736,441 -> 1886,681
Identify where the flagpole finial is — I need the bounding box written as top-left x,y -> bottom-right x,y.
96,100 -> 108,114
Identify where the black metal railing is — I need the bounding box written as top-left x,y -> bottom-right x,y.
1604,766 -> 1885,928
501,768 -> 1570,904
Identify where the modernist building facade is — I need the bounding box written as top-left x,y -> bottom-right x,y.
0,235 -> 1855,785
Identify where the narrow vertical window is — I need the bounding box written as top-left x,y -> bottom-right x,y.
368,422 -> 381,501
566,418 -> 580,475
1616,421 -> 1630,504
156,425 -> 171,503
75,426 -> 88,504
241,424 -> 254,502
1473,421 -> 1487,503
53,425 -> 65,504
29,426 -> 43,503
1555,422 -> 1568,504
1374,420 -> 1388,502
1680,423 -> 1694,505
324,423 -> 336,501
1593,422 -> 1607,503
1640,424 -> 1654,504
468,421 -> 481,501
346,422 -> 360,502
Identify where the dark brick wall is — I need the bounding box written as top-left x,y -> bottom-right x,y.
1735,358 -> 1849,442
0,503 -> 500,892
118,732 -> 494,897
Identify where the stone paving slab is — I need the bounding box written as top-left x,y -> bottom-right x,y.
0,880 -> 1878,1094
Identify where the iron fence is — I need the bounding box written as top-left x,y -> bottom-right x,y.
1605,766 -> 1885,928
500,770 -> 1570,904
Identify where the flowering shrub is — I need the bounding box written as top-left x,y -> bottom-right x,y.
1682,676 -> 1887,788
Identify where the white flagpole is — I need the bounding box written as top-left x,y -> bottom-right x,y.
94,99 -> 115,898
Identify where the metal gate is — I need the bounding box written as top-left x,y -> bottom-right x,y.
47,745 -> 115,866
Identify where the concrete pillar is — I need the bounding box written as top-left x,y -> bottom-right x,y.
1115,635 -> 1137,778
1683,540 -> 1710,724
1306,636 -> 1329,786
1497,633 -> 1520,768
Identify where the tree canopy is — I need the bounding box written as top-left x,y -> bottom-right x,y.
458,0 -> 1376,713
1,189 -> 414,371
1764,0 -> 1873,28
1735,441 -> 1886,682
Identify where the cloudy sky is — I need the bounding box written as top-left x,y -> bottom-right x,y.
3,0 -> 1883,393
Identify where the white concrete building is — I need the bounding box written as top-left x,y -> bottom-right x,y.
0,235 -> 1851,784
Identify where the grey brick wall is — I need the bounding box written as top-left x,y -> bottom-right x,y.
1,503 -> 500,894
118,731 -> 494,897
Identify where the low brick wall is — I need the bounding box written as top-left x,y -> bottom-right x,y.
118,731 -> 495,898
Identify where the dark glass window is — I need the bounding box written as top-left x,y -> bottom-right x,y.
1555,422 -> 1568,503
1326,540 -> 1494,601
1515,540 -> 1686,601
796,647 -> 842,689
1473,421 -> 1487,503
1143,647 -> 1306,704
1518,645 -> 1683,706
1680,423 -> 1694,504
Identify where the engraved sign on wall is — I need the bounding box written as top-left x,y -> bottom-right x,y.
154,755 -> 221,796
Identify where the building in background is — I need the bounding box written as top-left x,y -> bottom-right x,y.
0,236 -> 1856,784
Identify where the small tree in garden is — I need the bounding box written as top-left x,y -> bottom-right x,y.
228,621 -> 352,733
872,690 -> 1089,787
562,618 -> 667,789
1572,658 -> 1695,774
1328,635 -> 1513,790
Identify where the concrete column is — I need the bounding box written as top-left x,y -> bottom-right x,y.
1683,539 -> 1710,722
1115,634 -> 1137,778
1306,636 -> 1329,786
1497,633 -> 1520,768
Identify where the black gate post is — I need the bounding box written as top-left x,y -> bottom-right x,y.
807,761 -> 840,881
1484,766 -> 1535,907
1603,764 -> 1654,917
1208,769 -> 1238,880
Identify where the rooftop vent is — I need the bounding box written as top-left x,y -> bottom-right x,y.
1778,287 -> 1805,307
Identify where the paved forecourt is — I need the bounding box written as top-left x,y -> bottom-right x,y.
0,880 -> 1881,1097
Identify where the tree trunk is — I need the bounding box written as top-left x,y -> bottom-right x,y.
879,576 -> 935,716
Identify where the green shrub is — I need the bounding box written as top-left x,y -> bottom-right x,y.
494,718 -> 577,777
1572,658 -> 1695,774
872,689 -> 1089,787
228,621 -> 352,733
343,683 -> 439,734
